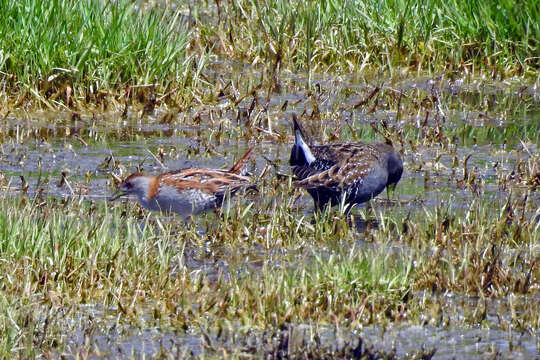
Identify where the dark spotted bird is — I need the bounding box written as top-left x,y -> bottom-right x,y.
110,148 -> 255,218
289,116 -> 403,211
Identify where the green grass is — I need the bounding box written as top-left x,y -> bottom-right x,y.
200,0 -> 539,75
0,0 -> 191,106
0,1 -> 538,356
0,194 -> 412,356
1,0 -> 539,109
0,173 -> 538,356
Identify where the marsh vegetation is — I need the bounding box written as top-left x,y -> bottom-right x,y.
0,0 -> 538,358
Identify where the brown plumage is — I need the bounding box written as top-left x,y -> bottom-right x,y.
289,116 -> 403,210
110,148 -> 256,218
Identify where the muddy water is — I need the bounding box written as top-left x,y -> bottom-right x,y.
2,76 -> 539,358
43,301 -> 540,359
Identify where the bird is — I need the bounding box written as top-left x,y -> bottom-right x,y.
289,115 -> 403,211
109,147 -> 256,218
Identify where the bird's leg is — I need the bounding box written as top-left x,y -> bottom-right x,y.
315,200 -> 324,213
185,214 -> 196,224
386,183 -> 397,201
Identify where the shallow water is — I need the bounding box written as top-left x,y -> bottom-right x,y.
44,301 -> 539,359
3,74 -> 539,358
1,116 -> 537,207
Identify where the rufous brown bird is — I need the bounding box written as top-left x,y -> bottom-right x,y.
110,148 -> 255,218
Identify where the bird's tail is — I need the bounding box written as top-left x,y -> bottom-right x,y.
290,114 -> 316,165
229,147 -> 255,175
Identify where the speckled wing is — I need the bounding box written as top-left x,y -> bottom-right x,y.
158,169 -> 252,198
292,143 -> 367,180
293,143 -> 384,190
310,143 -> 373,163
294,156 -> 384,191
291,158 -> 336,180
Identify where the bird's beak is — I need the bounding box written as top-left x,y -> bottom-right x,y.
108,189 -> 125,201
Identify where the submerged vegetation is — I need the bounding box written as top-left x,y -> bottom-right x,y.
0,0 -> 538,358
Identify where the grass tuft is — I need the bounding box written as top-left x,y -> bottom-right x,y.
0,0 -> 190,102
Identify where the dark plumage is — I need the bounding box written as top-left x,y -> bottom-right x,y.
289,116 -> 403,211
